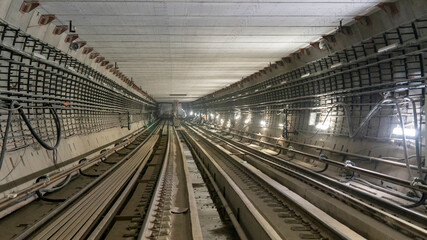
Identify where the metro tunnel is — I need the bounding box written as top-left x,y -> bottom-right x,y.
0,0 -> 426,239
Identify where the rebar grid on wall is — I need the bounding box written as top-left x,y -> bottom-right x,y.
193,18 -> 427,140
0,21 -> 156,152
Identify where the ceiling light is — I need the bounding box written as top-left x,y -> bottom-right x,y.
301,73 -> 310,78
330,62 -> 343,69
190,111 -> 193,116
316,118 -> 330,130
392,127 -> 416,137
244,118 -> 250,124
309,112 -> 317,126
260,120 -> 266,127
377,43 -> 398,53
279,123 -> 284,127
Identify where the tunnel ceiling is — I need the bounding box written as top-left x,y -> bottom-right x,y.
38,0 -> 389,102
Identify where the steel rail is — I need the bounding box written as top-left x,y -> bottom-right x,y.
174,128 -> 203,240
138,125 -> 172,240
195,125 -> 427,193
0,120 -> 160,215
180,130 -> 249,240
12,123 -> 164,240
31,130 -> 160,239
188,123 -> 427,239
185,124 -> 364,240
182,127 -> 282,240
88,124 -> 168,239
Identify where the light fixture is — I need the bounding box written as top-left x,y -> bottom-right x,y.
392,127 -> 416,137
377,43 -> 398,53
235,114 -> 240,120
316,118 -> 330,130
309,112 -> 317,126
330,62 -> 343,69
244,118 -> 250,124
190,111 -> 193,116
301,73 -> 310,78
279,123 -> 284,127
260,120 -> 267,127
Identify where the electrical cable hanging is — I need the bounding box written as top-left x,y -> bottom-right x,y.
0,101 -> 62,171
0,101 -> 20,170
17,103 -> 61,150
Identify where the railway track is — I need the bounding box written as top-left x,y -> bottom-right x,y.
9,121 -> 165,239
182,124 -> 364,240
183,122 -> 427,240
139,126 -> 202,240
0,120 -> 160,218
5,121 -> 202,240
2,118 -> 424,240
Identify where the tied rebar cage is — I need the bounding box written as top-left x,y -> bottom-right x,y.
0,21 -> 156,153
192,17 -> 427,141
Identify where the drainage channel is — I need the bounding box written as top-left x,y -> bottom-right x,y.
177,129 -> 239,240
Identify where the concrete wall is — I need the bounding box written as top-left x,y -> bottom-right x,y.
187,0 -> 427,193
0,0 -> 142,98
0,0 -> 155,195
196,0 -> 427,101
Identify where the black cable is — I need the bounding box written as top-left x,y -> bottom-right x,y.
35,174 -> 72,202
100,156 -> 116,164
0,101 -> 61,170
35,190 -> 65,202
403,178 -> 426,208
314,163 -> 329,173
314,154 -> 329,173
0,100 -> 18,170
78,158 -> 100,177
17,103 -> 61,150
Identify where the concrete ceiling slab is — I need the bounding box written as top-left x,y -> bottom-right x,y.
38,0 -> 389,102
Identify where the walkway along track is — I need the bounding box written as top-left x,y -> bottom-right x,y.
181,124 -> 364,240
185,123 -> 427,240
13,121 -> 167,239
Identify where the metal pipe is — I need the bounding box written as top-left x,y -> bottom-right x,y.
193,124 -> 427,193
226,127 -> 427,172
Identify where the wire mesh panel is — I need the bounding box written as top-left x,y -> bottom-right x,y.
0,21 -> 156,152
193,17 -> 427,141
